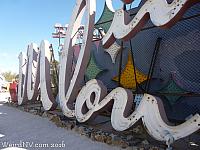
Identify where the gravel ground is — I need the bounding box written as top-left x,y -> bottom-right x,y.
0,93 -> 122,150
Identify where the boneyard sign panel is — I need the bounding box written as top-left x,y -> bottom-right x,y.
18,0 -> 200,149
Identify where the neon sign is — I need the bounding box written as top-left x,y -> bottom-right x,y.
18,0 -> 200,148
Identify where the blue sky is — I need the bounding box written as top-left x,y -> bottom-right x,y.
0,0 -> 140,74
